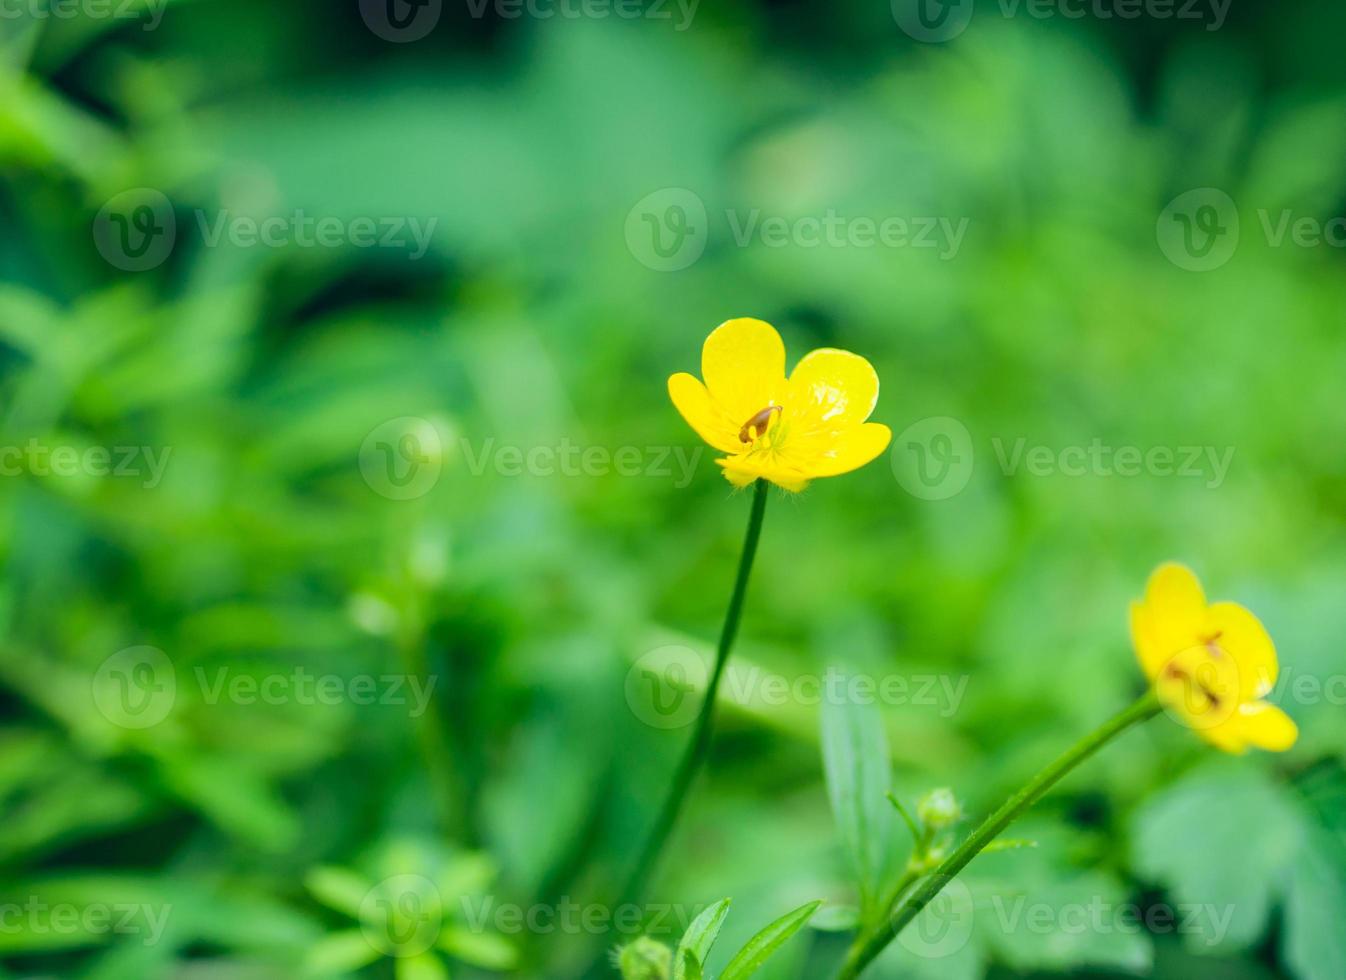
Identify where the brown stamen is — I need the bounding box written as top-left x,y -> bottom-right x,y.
739,404 -> 782,444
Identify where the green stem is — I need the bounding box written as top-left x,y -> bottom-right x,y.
395,606 -> 464,841
619,478 -> 770,906
836,690 -> 1162,980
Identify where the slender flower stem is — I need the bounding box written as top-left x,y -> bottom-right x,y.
620,478 -> 770,907
836,690 -> 1163,980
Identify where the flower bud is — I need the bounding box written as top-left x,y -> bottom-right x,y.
917,787 -> 962,831
616,937 -> 672,980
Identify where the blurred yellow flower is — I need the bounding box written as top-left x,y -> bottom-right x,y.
668,318 -> 891,492
1130,562 -> 1297,753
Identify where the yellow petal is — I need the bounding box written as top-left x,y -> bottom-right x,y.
1204,601 -> 1278,699
795,422 -> 892,478
1140,562 -> 1207,654
701,318 -> 788,424
1129,600 -> 1165,682
1194,714 -> 1250,754
1197,701 -> 1298,754
1234,701 -> 1298,752
668,372 -> 745,455
787,348 -> 881,432
717,454 -> 810,493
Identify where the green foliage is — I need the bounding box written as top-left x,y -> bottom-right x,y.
1132,760 -> 1346,978
622,899 -> 819,980
821,680 -> 901,923
1,1 -> 1344,979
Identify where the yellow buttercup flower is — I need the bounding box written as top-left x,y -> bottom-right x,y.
668,318 -> 892,492
1130,562 -> 1297,754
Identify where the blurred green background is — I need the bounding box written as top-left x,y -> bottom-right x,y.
2,0 -> 1345,978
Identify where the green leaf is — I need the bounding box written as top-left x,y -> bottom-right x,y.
303,929 -> 380,975
672,898 -> 730,980
719,900 -> 822,980
821,679 -> 894,920
1285,762 -> 1346,980
305,867 -> 373,919
680,948 -> 702,980
436,852 -> 498,899
1131,763 -> 1302,949
982,839 -> 1037,854
395,951 -> 450,980
439,926 -> 517,970
1285,831 -> 1346,980
808,904 -> 860,932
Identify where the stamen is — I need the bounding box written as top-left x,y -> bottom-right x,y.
739,404 -> 782,444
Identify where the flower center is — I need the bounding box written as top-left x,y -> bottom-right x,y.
1155,643 -> 1241,730
739,404 -> 782,445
